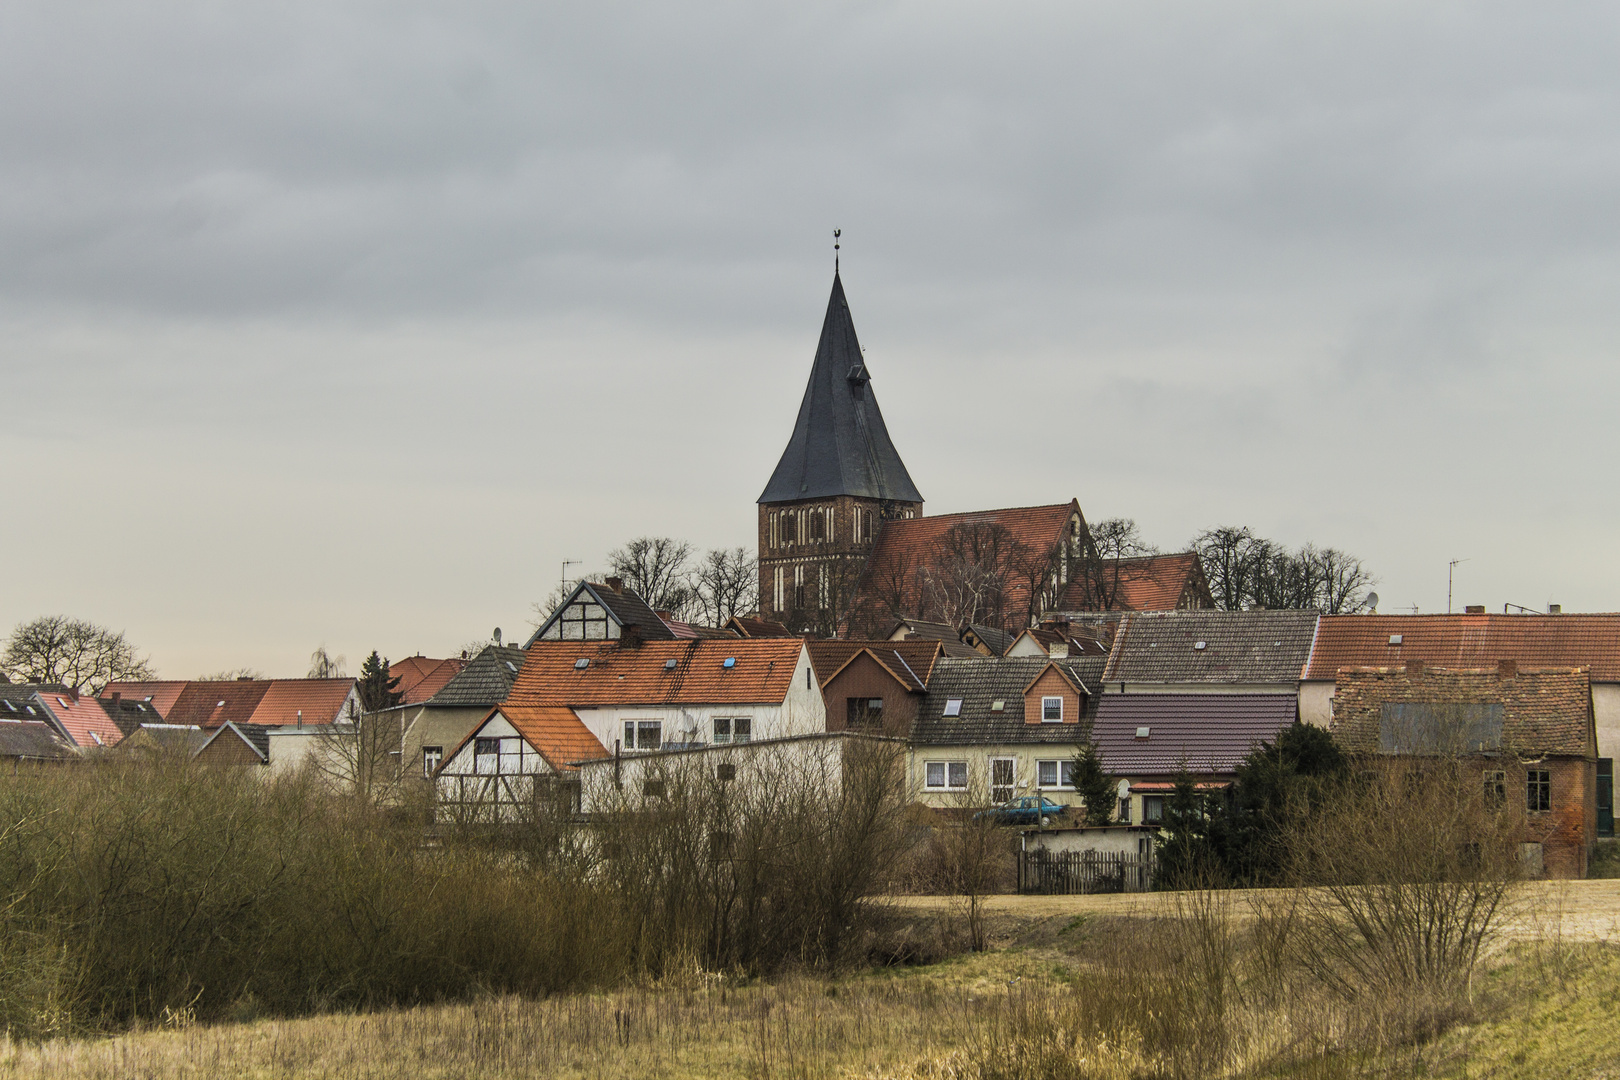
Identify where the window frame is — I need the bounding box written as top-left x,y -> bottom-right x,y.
422,745 -> 443,779
1041,696 -> 1064,723
1527,769 -> 1552,813
624,719 -> 663,751
925,760 -> 969,790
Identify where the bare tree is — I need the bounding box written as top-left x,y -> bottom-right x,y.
1191,527 -> 1375,613
607,537 -> 698,617
1065,517 -> 1160,612
919,772 -> 1015,952
196,667 -> 264,681
307,645 -> 347,679
1,616 -> 155,692
692,547 -> 758,627
922,521 -> 1026,631
311,701 -> 401,808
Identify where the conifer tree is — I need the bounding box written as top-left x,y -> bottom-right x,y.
356,650 -> 403,712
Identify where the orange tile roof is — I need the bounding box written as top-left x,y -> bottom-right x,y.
807,640 -> 942,692
1057,552 -> 1210,612
389,656 -> 467,704
499,706 -> 612,770
851,502 -> 1081,630
506,640 -> 806,708
41,690 -> 125,749
164,680 -> 273,728
100,681 -> 189,719
1304,614 -> 1620,682
246,679 -> 358,726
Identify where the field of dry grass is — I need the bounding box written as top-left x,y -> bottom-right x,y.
3,885 -> 1618,1080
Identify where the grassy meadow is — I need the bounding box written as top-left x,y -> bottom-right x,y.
3,883 -> 1617,1080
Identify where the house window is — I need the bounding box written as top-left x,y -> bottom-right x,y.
1484,770 -> 1507,806
847,697 -> 884,728
1118,797 -> 1132,823
623,720 -> 663,751
943,698 -> 963,717
991,758 -> 1015,803
1143,796 -> 1165,825
713,717 -> 751,744
1037,760 -> 1075,788
926,761 -> 968,790
422,745 -> 443,778
1042,696 -> 1063,722
1527,769 -> 1551,813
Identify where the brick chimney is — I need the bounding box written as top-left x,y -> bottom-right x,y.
605,577 -> 624,594
621,623 -> 643,649
1465,605 -> 1485,615
1497,659 -> 1518,678
1405,659 -> 1425,676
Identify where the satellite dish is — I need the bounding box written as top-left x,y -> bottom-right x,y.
1365,593 -> 1379,613
1116,778 -> 1132,799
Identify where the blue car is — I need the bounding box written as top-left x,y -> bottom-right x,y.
974,795 -> 1067,827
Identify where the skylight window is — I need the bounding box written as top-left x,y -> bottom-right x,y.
1135,726 -> 1151,739
664,659 -> 678,671
990,699 -> 1005,712
943,699 -> 963,717
505,661 -> 518,673
1389,634 -> 1403,645
574,659 -> 590,670
723,657 -> 736,669
216,701 -> 226,708
1193,641 -> 1207,651
3,701 -> 14,712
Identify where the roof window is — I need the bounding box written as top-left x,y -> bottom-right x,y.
1388,634 -> 1403,645
990,699 -> 1005,712
56,696 -> 67,707
574,659 -> 590,670
216,701 -> 226,708
505,661 -> 518,673
1193,641 -> 1207,651
723,657 -> 736,669
943,699 -> 963,717
3,701 -> 14,712
25,706 -> 36,716
664,659 -> 678,671
1135,726 -> 1151,739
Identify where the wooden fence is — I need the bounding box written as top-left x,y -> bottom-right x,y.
1017,849 -> 1156,894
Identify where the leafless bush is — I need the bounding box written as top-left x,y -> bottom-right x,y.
911,782 -> 1015,952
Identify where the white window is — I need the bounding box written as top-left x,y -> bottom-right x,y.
422,745 -> 443,778
925,761 -> 969,789
714,717 -> 752,744
1036,760 -> 1075,788
623,720 -> 662,751
1042,696 -> 1064,722
943,698 -> 963,717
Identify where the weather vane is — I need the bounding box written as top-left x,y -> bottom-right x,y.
834,228 -> 841,272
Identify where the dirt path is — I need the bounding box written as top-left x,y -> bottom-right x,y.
889,878 -> 1620,941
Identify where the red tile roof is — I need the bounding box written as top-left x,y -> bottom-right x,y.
1057,552 -> 1211,612
1304,614 -> 1620,682
499,706 -> 612,770
246,679 -> 358,726
1331,664 -> 1595,758
99,681 -> 189,719
507,640 -> 807,708
164,680 -> 273,729
851,502 -> 1081,631
389,656 -> 467,705
808,640 -> 943,692
40,689 -> 125,749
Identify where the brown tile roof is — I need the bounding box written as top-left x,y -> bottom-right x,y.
389,656 -> 467,704
1057,552 -> 1211,612
491,705 -> 611,771
246,679 -> 358,726
659,615 -> 738,640
164,680 -> 273,729
1331,664 -> 1595,758
852,502 -> 1081,630
807,640 -> 943,692
1094,694 -> 1299,774
1103,610 -> 1321,685
99,681 -> 189,719
726,616 -> 795,638
506,640 -> 806,708
1305,614 -> 1620,682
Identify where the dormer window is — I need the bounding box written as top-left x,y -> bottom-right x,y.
1042,696 -> 1063,722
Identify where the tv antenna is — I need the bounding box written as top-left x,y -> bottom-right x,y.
1447,558 -> 1469,614
562,560 -> 580,599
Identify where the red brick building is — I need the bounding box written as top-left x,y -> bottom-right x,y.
1331,661 -> 1598,878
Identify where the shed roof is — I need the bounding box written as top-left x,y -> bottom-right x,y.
507,639 -> 806,708
194,721 -> 272,762
1092,694 -> 1299,775
1103,610 -> 1320,685
475,705 -> 611,772
427,645 -> 528,707
725,615 -> 795,638
1304,613 -> 1620,682
912,656 -> 1107,746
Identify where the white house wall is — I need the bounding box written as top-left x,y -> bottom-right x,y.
909,745 -> 1087,811
577,735 -> 862,815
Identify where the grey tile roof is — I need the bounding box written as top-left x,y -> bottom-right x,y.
1103,611 -> 1320,685
759,273 -> 923,505
0,720 -> 75,760
965,623 -> 1014,656
527,581 -> 676,646
197,721 -> 271,761
0,690 -> 58,726
1092,693 -> 1298,774
426,645 -> 529,707
912,656 -> 1107,746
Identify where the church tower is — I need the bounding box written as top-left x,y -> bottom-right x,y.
758,273 -> 923,632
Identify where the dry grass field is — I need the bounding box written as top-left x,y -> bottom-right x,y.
2,882 -> 1617,1080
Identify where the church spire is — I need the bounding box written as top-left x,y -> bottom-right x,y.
758,273 -> 924,505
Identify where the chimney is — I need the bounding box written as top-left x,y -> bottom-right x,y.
238,675 -> 253,681
111,692 -> 121,706
621,623 -> 643,649
1549,604 -> 1562,615
1405,659 -> 1425,676
1497,659 -> 1518,678
1054,618 -> 1072,637
1464,605 -> 1485,615
1049,641 -> 1070,659
605,576 -> 624,594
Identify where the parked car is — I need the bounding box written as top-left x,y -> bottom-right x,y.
974,795 -> 1067,827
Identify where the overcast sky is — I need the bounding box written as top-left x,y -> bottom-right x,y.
4,2 -> 1620,678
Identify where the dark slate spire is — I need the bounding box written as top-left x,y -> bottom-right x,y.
758,274 -> 924,505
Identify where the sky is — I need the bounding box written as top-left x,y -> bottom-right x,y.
4,1 -> 1620,679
